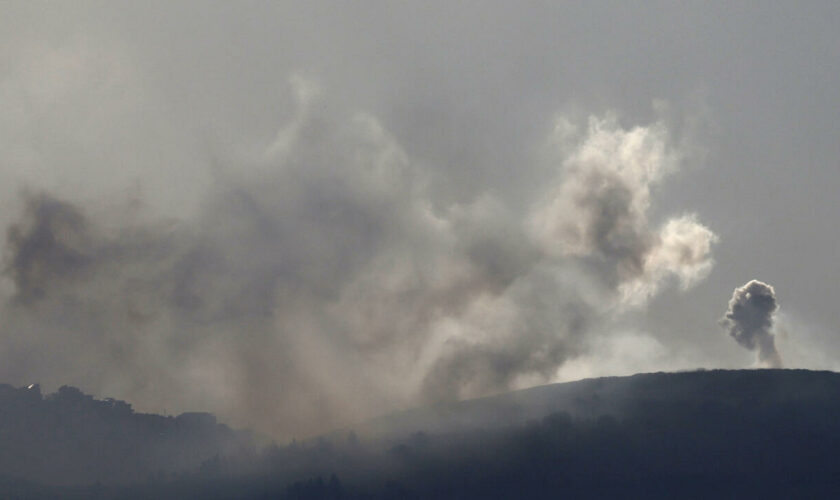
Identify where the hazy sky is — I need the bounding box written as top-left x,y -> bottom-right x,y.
1,1 -> 838,437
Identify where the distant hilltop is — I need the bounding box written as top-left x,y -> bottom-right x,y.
0,383 -> 252,485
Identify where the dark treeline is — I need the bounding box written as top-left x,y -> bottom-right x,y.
0,383 -> 253,486
3,370 -> 840,498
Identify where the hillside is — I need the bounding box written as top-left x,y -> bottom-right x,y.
352,368 -> 840,439
3,369 -> 840,498
0,383 -> 253,485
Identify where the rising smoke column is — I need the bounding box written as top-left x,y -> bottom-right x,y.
720,280 -> 783,368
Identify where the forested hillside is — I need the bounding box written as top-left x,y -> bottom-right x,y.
3,370 -> 840,498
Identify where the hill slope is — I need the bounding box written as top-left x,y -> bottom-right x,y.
353,368 -> 840,439
4,369 -> 840,498
0,383 -> 253,485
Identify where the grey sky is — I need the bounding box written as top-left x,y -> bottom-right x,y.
0,2 -> 838,437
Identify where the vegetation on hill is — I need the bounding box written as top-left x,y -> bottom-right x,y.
2,370 -> 840,498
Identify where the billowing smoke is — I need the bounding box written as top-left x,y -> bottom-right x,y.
0,79 -> 716,438
720,280 -> 783,368
529,115 -> 717,306
4,193 -> 93,304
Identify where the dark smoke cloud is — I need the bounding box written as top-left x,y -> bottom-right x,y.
4,193 -> 93,304
720,280 -> 783,368
0,80 -> 716,438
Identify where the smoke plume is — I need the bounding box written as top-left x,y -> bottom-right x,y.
529,115 -> 717,306
720,280 -> 782,368
0,80 -> 716,438
4,194 -> 93,304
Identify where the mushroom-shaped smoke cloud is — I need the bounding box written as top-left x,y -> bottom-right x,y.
720,280 -> 782,368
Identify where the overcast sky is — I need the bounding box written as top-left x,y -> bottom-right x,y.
1,1 -> 838,437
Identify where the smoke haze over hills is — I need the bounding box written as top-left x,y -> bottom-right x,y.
0,2 -> 839,440
0,96 -> 715,437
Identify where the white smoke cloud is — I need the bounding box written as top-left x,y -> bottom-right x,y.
530,115 -> 717,307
